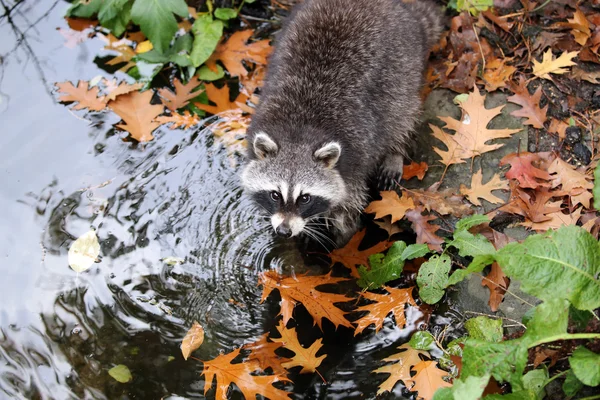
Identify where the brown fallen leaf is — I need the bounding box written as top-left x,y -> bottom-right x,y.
522,207 -> 582,231
533,348 -> 559,368
567,8 -> 592,46
409,360 -> 452,400
374,343 -> 428,395
55,81 -> 106,111
532,49 -> 579,80
205,30 -> 272,77
65,17 -> 98,31
460,170 -> 508,206
405,207 -> 444,252
328,230 -> 393,278
272,321 -> 326,374
500,152 -> 551,189
407,187 -> 473,216
181,321 -> 205,360
481,57 -> 516,92
156,110 -> 202,130
507,77 -> 548,129
103,80 -> 143,101
158,77 -> 202,111
500,185 -> 561,223
570,66 -> 600,84
547,157 -> 594,194
244,334 -> 289,376
403,161 -> 429,180
208,109 -> 251,156
364,191 -> 415,223
352,286 -> 417,335
375,216 -> 403,237
481,262 -> 510,312
101,33 -> 137,72
108,90 -> 164,142
194,83 -> 248,115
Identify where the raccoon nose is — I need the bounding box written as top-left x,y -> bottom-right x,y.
276,224 -> 293,238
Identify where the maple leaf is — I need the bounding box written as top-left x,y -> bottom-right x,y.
194,83 -> 248,115
103,80 -> 143,101
567,8 -> 591,46
181,321 -> 205,360
156,110 -> 201,130
158,77 -> 202,111
108,90 -> 164,142
55,81 -> 106,112
202,348 -> 291,399
271,321 -> 326,374
353,286 -> 416,335
481,262 -> 510,312
406,187 -> 472,217
522,207 -> 582,231
409,360 -> 452,400
402,161 -> 429,180
405,208 -> 444,251
374,343 -> 428,395
500,152 -> 551,189
547,157 -> 593,194
532,49 -> 579,80
328,230 -> 392,278
432,89 -> 521,166
364,191 -> 415,223
259,271 -> 353,330
481,57 -> 516,92
243,334 -> 289,376
507,77 -> 549,129
205,30 -> 271,77
460,170 -> 508,206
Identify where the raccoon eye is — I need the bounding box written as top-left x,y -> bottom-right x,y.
299,194 -> 311,204
270,191 -> 281,202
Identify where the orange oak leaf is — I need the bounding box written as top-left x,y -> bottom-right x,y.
547,157 -> 593,194
158,77 -> 202,111
532,49 -> 578,80
409,360 -> 452,400
328,230 -> 393,278
406,187 -> 472,217
181,321 -> 205,360
206,30 -> 271,77
65,17 -> 98,31
364,191 -> 415,223
500,185 -> 561,223
272,321 -> 326,374
101,33 -> 137,72
405,208 -> 444,251
522,207 -> 582,231
481,262 -> 510,312
208,109 -> 251,156
108,90 -> 164,142
507,77 -> 549,129
103,80 -> 143,101
500,152 -> 551,189
375,216 -> 403,237
194,83 -> 248,115
352,287 -> 417,335
156,110 -> 201,130
481,57 -> 516,92
55,81 -> 106,111
259,271 -> 353,330
202,348 -> 291,399
244,334 -> 289,376
403,161 -> 429,180
432,89 -> 521,166
460,170 -> 508,206
240,65 -> 267,96
374,343 -> 428,395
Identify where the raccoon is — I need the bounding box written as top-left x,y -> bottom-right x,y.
240,0 -> 443,245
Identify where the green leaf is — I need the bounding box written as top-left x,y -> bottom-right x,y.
108,364 -> 132,383
214,8 -> 238,20
131,0 -> 189,53
357,241 -> 407,289
569,346 -> 600,386
483,390 -> 537,400
409,331 -> 436,350
495,226 -> 600,311
456,215 -> 490,232
448,229 -> 496,258
521,299 -> 569,348
137,34 -> 193,66
569,305 -> 593,331
433,375 -> 490,400
416,254 -> 451,304
594,161 -> 600,210
456,0 -> 493,15
465,316 -> 503,343
522,369 -> 548,399
447,254 -> 494,286
562,369 -> 584,397
190,15 -> 223,67
67,0 -> 102,18
401,243 -> 430,260
461,339 -> 528,388
98,0 -> 133,37
197,64 -> 225,81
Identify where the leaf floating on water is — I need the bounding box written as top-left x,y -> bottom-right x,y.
181,321 -> 205,360
162,256 -> 185,266
68,230 -> 100,273
108,364 -> 132,383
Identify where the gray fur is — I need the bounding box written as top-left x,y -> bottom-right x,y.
241,0 -> 443,245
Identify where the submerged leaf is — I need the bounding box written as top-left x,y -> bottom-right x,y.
68,230 -> 100,272
108,364 -> 132,383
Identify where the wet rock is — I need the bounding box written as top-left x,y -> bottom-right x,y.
564,126 -> 582,145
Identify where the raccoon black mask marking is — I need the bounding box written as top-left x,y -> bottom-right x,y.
240,0 -> 443,246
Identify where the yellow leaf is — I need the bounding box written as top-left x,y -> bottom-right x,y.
68,230 -> 100,273
136,40 -> 153,53
532,49 -> 578,80
272,321 -> 326,373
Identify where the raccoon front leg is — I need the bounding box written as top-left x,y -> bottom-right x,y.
378,152 -> 404,191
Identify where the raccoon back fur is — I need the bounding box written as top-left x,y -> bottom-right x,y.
241,0 -> 443,245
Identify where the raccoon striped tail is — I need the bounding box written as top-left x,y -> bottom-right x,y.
404,0 -> 444,49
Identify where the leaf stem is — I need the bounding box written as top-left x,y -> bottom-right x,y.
578,395 -> 600,400
527,333 -> 600,349
542,369 -> 568,388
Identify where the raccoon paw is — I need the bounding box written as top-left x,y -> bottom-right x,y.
378,154 -> 404,191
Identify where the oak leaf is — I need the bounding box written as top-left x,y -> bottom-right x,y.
500,185 -> 561,223
409,360 -> 452,400
402,161 -> 429,180
194,83 -> 248,115
547,157 -> 593,194
522,207 -> 582,231
374,343 -> 428,395
181,321 -> 205,360
55,81 -> 106,111
481,57 -> 516,92
244,334 -> 289,376
259,271 -> 353,330
571,66 -> 600,84
460,170 -> 508,206
156,110 -> 202,130
328,230 -> 392,278
103,80 -> 143,101
532,49 -> 578,80
208,109 -> 251,156
108,90 -> 164,142
353,286 -> 416,335
406,187 -> 472,216
364,191 -> 415,223
158,77 -> 202,111
481,262 -> 510,312
272,321 -> 326,374
567,8 -> 592,46
202,348 -> 291,399
500,152 -> 551,189
507,77 -> 548,129
101,33 -> 137,72
205,30 -> 272,77
405,208 -> 444,251
375,216 -> 403,237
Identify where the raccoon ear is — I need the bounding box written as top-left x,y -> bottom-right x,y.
314,142 -> 341,169
253,132 -> 278,159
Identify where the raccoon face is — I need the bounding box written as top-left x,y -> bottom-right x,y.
241,132 -> 348,238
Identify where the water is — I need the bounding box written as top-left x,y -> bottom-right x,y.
0,2 -> 461,398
